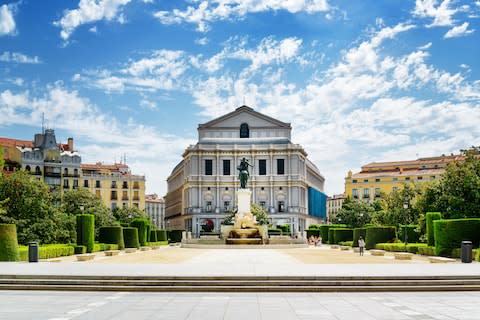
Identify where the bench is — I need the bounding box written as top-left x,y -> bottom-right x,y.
369,250 -> 386,256
330,245 -> 340,249
340,246 -> 351,251
104,250 -> 120,256
428,256 -> 456,263
394,252 -> 413,260
76,254 -> 95,261
353,247 -> 360,253
140,246 -> 151,251
124,248 -> 137,253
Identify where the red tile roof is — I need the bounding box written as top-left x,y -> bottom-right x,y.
0,137 -> 33,148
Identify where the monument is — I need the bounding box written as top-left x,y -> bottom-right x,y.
225,158 -> 264,244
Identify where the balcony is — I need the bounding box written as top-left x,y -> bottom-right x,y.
122,196 -> 129,201
133,183 -> 140,189
45,172 -> 61,177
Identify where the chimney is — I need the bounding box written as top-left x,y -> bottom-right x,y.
68,138 -> 73,151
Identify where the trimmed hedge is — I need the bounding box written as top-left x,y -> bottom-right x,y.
74,245 -> 86,254
398,225 -> 420,243
18,244 -> 75,260
150,230 -> 157,242
406,243 -> 428,254
433,218 -> 480,257
268,229 -> 282,236
352,228 -> 366,247
156,230 -> 167,242
418,246 -> 436,256
474,249 -> 480,262
331,228 -> 353,244
365,226 -> 396,249
277,224 -> 291,234
99,226 -> 125,250
426,212 -> 442,246
123,227 -> 140,249
92,243 -> 119,252
76,214 -> 95,253
339,241 -> 353,246
168,230 -> 185,243
374,242 -> 427,254
320,224 -> 346,243
146,224 -> 151,243
130,219 -> 150,246
308,224 -> 321,229
306,229 -> 320,239
0,224 -> 19,261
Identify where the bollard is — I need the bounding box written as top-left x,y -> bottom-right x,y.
28,241 -> 39,263
461,241 -> 472,263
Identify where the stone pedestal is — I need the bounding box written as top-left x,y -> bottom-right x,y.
237,189 -> 251,217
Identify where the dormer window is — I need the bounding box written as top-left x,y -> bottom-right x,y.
240,123 -> 249,138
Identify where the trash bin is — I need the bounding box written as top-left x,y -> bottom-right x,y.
461,241 -> 472,263
28,241 -> 39,263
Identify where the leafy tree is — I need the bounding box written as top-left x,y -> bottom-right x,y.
112,205 -> 147,225
251,204 -> 269,225
0,147 -> 4,174
62,188 -> 117,238
374,184 -> 420,226
0,171 -> 67,244
334,198 -> 374,228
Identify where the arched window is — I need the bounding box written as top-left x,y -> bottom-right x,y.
64,168 -> 68,176
240,123 -> 249,138
35,166 -> 41,175
25,165 -> 31,172
74,168 -> 78,176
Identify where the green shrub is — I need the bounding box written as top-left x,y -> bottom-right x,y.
383,243 -> 406,252
150,230 -> 157,242
418,246 -> 436,256
99,226 -> 125,250
156,230 -> 167,241
0,224 -> 19,261
375,243 -> 386,250
76,214 -> 95,253
92,243 -> 120,252
123,227 -> 140,248
434,218 -> 480,257
168,230 -> 184,243
37,244 -> 75,259
74,245 -> 86,254
306,229 -> 320,239
406,243 -> 428,254
339,241 -> 353,246
398,225 -> 420,243
268,229 -> 282,236
277,224 -> 291,234
146,224 -> 151,242
426,212 -> 442,246
130,219 -> 150,246
308,224 -> 321,230
332,228 -> 353,244
352,228 -> 366,247
365,226 -> 396,249
320,224 -> 346,243
474,249 -> 480,262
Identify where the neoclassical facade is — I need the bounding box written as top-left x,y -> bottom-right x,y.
165,106 -> 326,237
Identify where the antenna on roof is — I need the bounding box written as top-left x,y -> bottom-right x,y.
124,153 -> 127,165
41,112 -> 45,134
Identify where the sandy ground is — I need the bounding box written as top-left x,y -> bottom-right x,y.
44,244 -> 439,265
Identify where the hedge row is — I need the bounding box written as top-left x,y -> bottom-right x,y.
365,226 -> 396,249
433,218 -> 480,257
0,224 -> 19,261
92,243 -> 119,252
352,228 -> 366,247
156,230 -> 167,242
76,214 -> 95,253
18,244 -> 75,261
374,243 -> 428,254
306,229 -> 320,239
150,230 -> 157,242
398,225 -> 420,243
277,224 -> 291,234
426,212 -> 442,246
268,229 -> 283,236
418,246 -> 436,256
99,226 -> 125,250
123,227 -> 140,248
168,230 -> 185,243
319,224 -> 346,243
329,228 -> 353,244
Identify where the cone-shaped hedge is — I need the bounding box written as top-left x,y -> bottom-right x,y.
130,219 -> 150,246
426,212 -> 442,246
99,226 -> 125,249
76,214 -> 95,253
149,230 -> 157,242
0,224 -> 19,261
156,229 -> 167,241
123,227 -> 140,248
365,226 -> 396,249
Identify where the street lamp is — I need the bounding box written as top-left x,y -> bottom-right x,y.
403,202 -> 409,245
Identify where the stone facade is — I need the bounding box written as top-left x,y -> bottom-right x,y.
145,194 -> 165,229
165,106 -> 325,237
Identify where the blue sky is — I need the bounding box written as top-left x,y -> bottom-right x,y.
0,0 -> 479,196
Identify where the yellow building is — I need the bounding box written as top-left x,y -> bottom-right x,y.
345,154 -> 461,201
81,162 -> 146,211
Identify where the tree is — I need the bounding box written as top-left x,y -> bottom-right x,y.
251,204 -> 269,225
62,188 -> 117,237
112,206 -> 147,225
335,198 -> 374,228
0,147 -> 4,175
0,171 -> 68,244
374,184 -> 420,226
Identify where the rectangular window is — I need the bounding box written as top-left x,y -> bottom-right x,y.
375,178 -> 380,182
111,181 -> 117,188
375,188 -> 381,198
364,179 -> 369,183
205,159 -> 213,175
111,191 -> 117,200
223,159 -> 230,176
223,201 -> 230,211
73,180 -> 78,188
122,181 -> 128,189
111,203 -> 117,210
431,176 -> 436,179
63,179 -> 69,189
405,177 -> 410,181
206,201 -> 212,212
417,176 -> 423,180
96,180 -> 100,188
277,159 -> 285,175
352,189 -> 358,199
352,179 -> 357,183
260,201 -> 266,208
363,188 -> 370,199
278,201 -> 285,212
84,180 -> 89,188
259,159 -> 267,175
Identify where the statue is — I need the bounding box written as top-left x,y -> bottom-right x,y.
237,157 -> 253,189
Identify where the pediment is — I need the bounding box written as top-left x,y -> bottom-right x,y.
199,106 -> 290,129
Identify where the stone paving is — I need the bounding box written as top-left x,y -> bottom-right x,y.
1,290 -> 480,320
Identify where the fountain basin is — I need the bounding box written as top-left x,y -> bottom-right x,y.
226,238 -> 263,245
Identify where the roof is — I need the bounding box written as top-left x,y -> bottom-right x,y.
81,162 -> 130,171
198,105 -> 291,129
351,168 -> 445,179
362,155 -> 462,169
0,137 -> 33,148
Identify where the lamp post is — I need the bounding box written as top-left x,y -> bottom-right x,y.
403,202 -> 409,245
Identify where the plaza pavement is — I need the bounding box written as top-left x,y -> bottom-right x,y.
0,244 -> 478,278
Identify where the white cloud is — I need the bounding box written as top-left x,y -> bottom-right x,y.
54,0 -> 132,41
412,0 -> 457,27
154,0 -> 330,32
195,37 -> 209,45
89,26 -> 98,33
417,42 -> 432,50
444,22 -> 475,38
139,99 -> 158,110
0,51 -> 41,64
0,4 -> 16,36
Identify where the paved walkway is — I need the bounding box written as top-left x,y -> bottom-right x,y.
0,245 -> 478,277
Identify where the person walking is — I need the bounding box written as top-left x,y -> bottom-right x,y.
358,236 -> 365,256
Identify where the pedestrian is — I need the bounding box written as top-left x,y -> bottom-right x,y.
358,236 -> 365,256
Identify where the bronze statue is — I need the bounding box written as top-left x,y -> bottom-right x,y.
237,157 -> 253,189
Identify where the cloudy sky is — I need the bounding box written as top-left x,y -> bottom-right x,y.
0,0 -> 479,196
